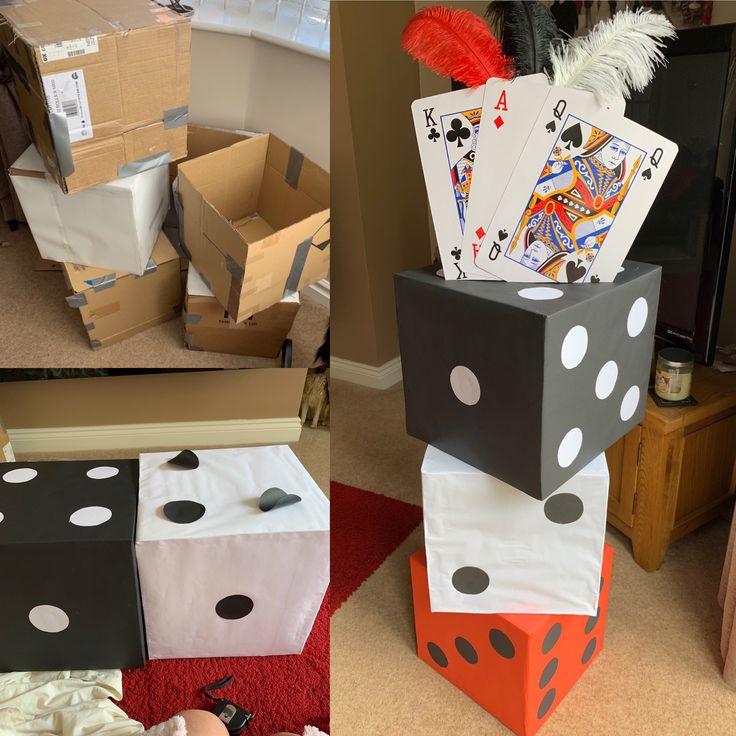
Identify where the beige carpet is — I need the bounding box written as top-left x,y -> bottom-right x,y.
330,379 -> 736,735
0,221 -> 328,369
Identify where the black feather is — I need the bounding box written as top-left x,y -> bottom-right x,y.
485,1 -> 562,76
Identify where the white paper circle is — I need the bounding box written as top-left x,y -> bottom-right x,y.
2,467 -> 37,484
620,385 -> 641,421
86,466 -> 119,480
627,298 -> 648,337
29,605 -> 70,633
436,268 -> 445,278
618,266 -> 625,273
69,506 -> 112,527
557,428 -> 583,468
449,366 -> 481,406
0,512 -> 4,523
560,326 -> 588,369
595,360 -> 619,400
517,287 -> 564,301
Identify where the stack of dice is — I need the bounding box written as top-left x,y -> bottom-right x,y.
395,260 -> 661,735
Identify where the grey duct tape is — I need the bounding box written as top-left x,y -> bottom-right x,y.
184,332 -> 203,350
184,312 -> 202,325
283,236 -> 312,297
2,48 -> 29,91
286,147 -> 304,189
49,112 -> 75,178
66,292 -> 88,308
117,150 -> 172,178
142,258 -> 158,276
163,105 -> 189,129
83,322 -> 95,332
89,339 -> 102,349
225,254 -> 245,282
169,176 -> 191,258
225,255 -> 245,316
87,274 -> 116,292
198,269 -> 212,290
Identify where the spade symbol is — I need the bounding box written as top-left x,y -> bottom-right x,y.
590,274 -> 600,283
446,118 -> 471,148
545,120 -> 556,134
560,123 -> 583,151
565,260 -> 586,283
489,242 -> 501,261
498,229 -> 508,241
641,168 -> 652,180
427,127 -> 440,143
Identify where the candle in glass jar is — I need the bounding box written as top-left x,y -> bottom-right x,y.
655,348 -> 694,401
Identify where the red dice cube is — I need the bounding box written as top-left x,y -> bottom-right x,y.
410,544 -> 614,736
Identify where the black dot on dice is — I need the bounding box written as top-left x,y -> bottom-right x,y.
544,493 -> 584,524
585,607 -> 600,634
582,637 -> 597,664
455,636 -> 478,665
539,657 -> 558,689
542,623 -> 562,654
452,566 -> 489,595
537,688 -> 556,719
215,594 -> 254,620
163,500 -> 206,524
427,641 -> 448,668
489,628 -> 515,659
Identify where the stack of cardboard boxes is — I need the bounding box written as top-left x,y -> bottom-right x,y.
1,0 -> 330,356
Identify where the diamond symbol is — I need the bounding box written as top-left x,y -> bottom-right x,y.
494,115 -> 504,129
476,227 -> 486,239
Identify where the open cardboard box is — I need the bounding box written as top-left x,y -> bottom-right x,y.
178,134 -> 330,322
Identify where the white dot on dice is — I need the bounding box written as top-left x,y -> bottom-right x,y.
595,361 -> 618,400
626,298 -> 648,337
2,467 -> 37,484
0,512 -> 4,523
69,506 -> 113,527
449,366 -> 481,406
557,428 -> 583,468
620,386 -> 640,422
560,326 -> 588,369
86,466 -> 120,480
517,287 -> 564,301
28,604 -> 70,633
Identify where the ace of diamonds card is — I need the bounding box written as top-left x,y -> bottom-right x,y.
475,87 -> 678,284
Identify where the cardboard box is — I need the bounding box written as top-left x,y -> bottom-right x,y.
136,446 -> 330,659
0,418 -> 14,462
0,0 -> 190,194
0,459 -> 146,670
422,445 -> 608,615
184,265 -> 299,357
11,144 -> 168,274
178,134 -> 330,322
395,261 -> 661,500
411,545 -> 613,736
63,231 -> 182,349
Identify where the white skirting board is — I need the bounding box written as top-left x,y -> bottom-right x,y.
302,279 -> 330,308
331,356 -> 402,390
8,418 -> 302,454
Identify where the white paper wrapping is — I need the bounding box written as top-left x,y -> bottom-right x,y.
136,446 -> 329,659
9,145 -> 168,275
422,445 -> 608,615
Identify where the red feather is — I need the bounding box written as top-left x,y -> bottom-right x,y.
402,6 -> 513,87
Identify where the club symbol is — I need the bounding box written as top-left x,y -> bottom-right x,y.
427,127 -> 440,143
650,147 -> 663,168
498,229 -> 508,241
489,242 -> 501,260
590,274 -> 600,283
446,118 -> 470,148
641,168 -> 652,180
451,246 -> 462,261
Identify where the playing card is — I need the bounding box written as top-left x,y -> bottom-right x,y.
475,87 -> 676,283
459,73 -> 551,280
412,86 -> 485,280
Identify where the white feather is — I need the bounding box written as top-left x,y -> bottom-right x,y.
549,9 -> 676,102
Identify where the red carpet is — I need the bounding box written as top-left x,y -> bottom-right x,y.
330,481 -> 423,613
119,593 -> 329,736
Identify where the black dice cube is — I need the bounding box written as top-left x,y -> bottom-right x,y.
0,460 -> 145,671
395,261 -> 661,499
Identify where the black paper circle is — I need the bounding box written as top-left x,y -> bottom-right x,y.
259,487 -> 302,512
489,628 -> 515,659
537,688 -> 556,719
544,493 -> 584,525
582,637 -> 597,664
215,594 -> 254,620
585,607 -> 600,635
163,500 -> 206,524
539,658 -> 558,689
455,637 -> 478,665
427,642 -> 448,668
451,566 -> 490,595
167,449 -> 199,469
542,623 -> 562,654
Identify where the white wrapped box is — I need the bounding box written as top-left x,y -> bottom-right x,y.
422,445 -> 608,616
135,446 -> 330,659
9,145 -> 168,275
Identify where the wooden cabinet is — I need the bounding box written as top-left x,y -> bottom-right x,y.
606,366 -> 736,572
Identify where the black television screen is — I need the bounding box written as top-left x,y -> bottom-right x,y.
626,23 -> 736,365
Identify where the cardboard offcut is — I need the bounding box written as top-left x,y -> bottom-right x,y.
0,0 -> 190,194
395,261 -> 661,500
411,545 -> 613,736
10,144 -> 168,274
62,231 -> 182,350
184,265 -> 299,357
178,134 -> 330,322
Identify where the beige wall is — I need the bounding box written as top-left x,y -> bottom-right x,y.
332,0 -> 432,367
189,30 -> 330,171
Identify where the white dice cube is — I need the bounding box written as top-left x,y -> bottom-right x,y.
422,445 -> 608,616
135,446 -> 330,659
